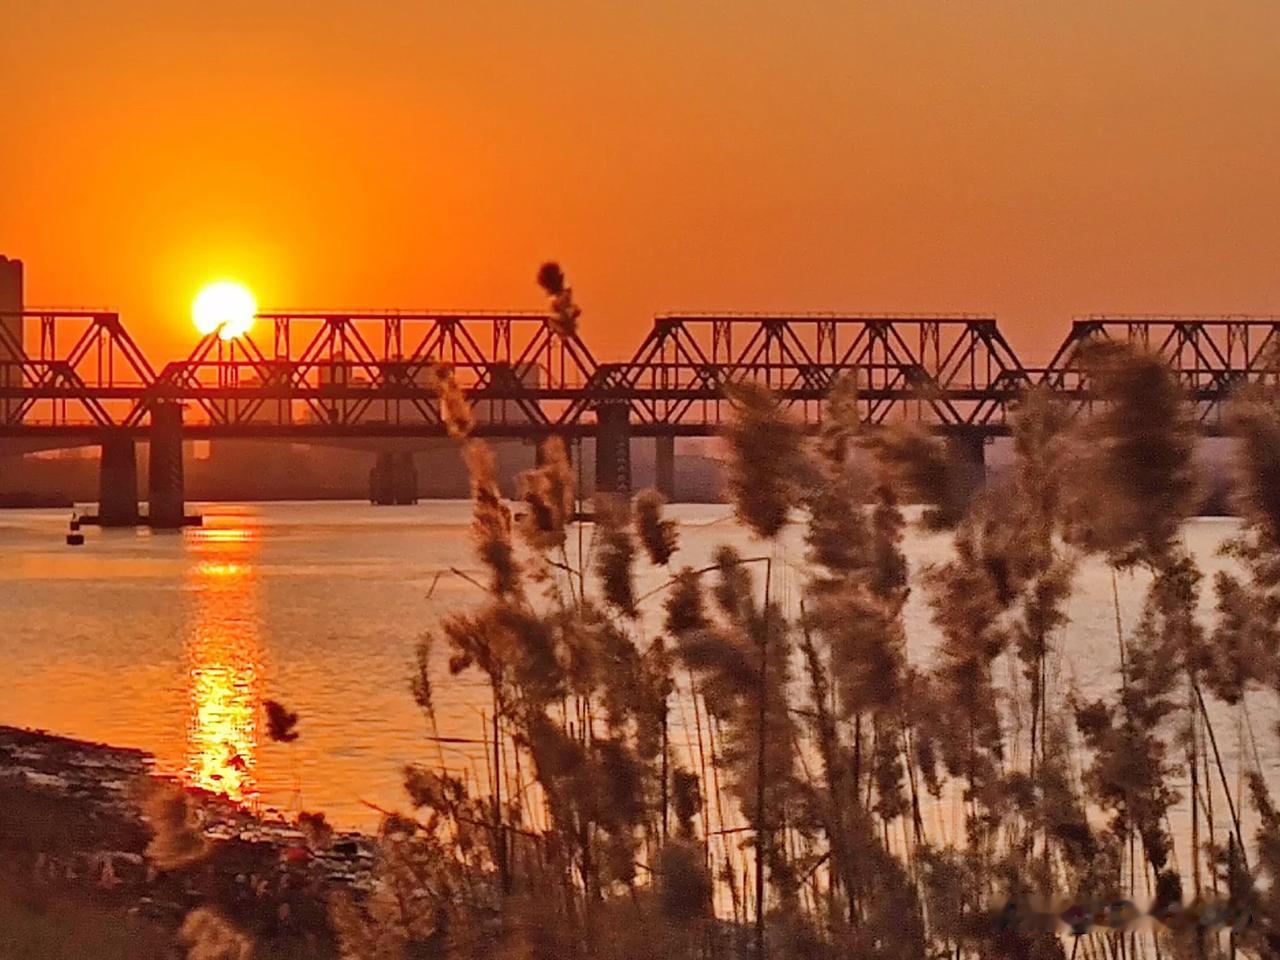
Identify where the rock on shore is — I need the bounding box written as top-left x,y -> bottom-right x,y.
0,725 -> 374,951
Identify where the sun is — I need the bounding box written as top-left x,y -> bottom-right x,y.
193,281 -> 257,341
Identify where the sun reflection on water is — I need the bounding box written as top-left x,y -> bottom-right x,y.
184,522 -> 262,805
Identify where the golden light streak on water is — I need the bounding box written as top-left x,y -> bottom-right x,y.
183,522 -> 262,805
193,526 -> 255,545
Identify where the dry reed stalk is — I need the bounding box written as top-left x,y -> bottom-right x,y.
722,382 -> 804,540
463,439 -> 521,597
140,779 -> 209,871
593,493 -> 638,617
1063,340 -> 1200,568
635,488 -> 679,566
322,270 -> 1280,958
517,435 -> 577,555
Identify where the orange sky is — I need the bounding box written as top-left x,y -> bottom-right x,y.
3,1 -> 1279,363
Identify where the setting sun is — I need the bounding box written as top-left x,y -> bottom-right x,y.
193,280 -> 257,341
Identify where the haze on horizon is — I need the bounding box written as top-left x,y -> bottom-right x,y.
2,0 -> 1278,363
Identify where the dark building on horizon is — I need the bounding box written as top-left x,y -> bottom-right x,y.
0,256 -> 22,424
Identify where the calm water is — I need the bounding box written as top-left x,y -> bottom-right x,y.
2,501 -> 1274,840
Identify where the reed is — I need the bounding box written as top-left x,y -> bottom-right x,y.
313,285 -> 1280,960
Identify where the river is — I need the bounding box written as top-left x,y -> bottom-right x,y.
2,500 -> 1273,848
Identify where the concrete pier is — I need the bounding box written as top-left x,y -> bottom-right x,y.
147,403 -> 186,528
97,437 -> 139,526
944,432 -> 986,519
654,434 -> 675,500
594,404 -> 632,496
369,451 -> 418,505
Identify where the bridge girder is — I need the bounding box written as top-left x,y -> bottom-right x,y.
1041,315 -> 1280,426
2,310 -> 1278,441
585,313 -> 1032,430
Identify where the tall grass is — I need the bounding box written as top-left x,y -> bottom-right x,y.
308,316 -> 1280,959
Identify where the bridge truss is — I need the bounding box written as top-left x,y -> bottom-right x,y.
1042,316 -> 1280,426
576,313 -> 1031,433
0,311 -> 153,430
142,311 -> 598,435
2,310 -> 1279,439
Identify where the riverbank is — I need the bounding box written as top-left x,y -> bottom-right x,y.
0,491 -> 74,509
0,726 -> 375,958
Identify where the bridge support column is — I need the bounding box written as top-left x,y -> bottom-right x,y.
944,433 -> 986,520
370,451 -> 418,505
148,403 -> 186,528
595,405 -> 632,496
97,437 -> 139,526
655,435 -> 676,500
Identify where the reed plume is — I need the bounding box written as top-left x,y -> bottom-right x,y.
178,907 -> 253,960
800,419 -> 872,577
672,554 -> 801,919
1236,774 -> 1280,955
920,513 -> 1010,807
861,423 -> 959,529
264,698 -> 300,742
435,363 -> 476,439
463,439 -> 521,598
517,435 -> 577,552
321,266 -> 1280,960
1062,340 -> 1200,568
1209,393 -> 1280,703
670,767 -> 702,838
1225,391 -> 1280,544
664,567 -> 709,638
634,488 -> 678,566
1010,386 -> 1072,541
819,372 -> 862,461
594,493 -> 638,617
867,485 -> 909,602
410,632 -> 435,713
140,779 -> 209,871
1073,571 -> 1184,890
722,382 -> 804,539
537,261 -> 582,340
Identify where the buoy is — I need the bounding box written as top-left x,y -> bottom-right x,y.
66,532 -> 85,546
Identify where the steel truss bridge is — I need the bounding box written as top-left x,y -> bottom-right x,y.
1,309 -> 1277,521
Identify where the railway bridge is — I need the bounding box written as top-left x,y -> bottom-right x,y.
2,299 -> 1277,525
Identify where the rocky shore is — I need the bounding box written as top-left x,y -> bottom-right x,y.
0,726 -> 376,957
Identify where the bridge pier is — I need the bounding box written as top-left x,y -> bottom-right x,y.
595,405 -> 632,496
655,435 -> 676,500
370,451 -> 419,505
944,433 -> 986,519
97,437 -> 139,526
147,403 -> 186,528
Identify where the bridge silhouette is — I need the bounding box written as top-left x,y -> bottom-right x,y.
2,308 -> 1278,525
